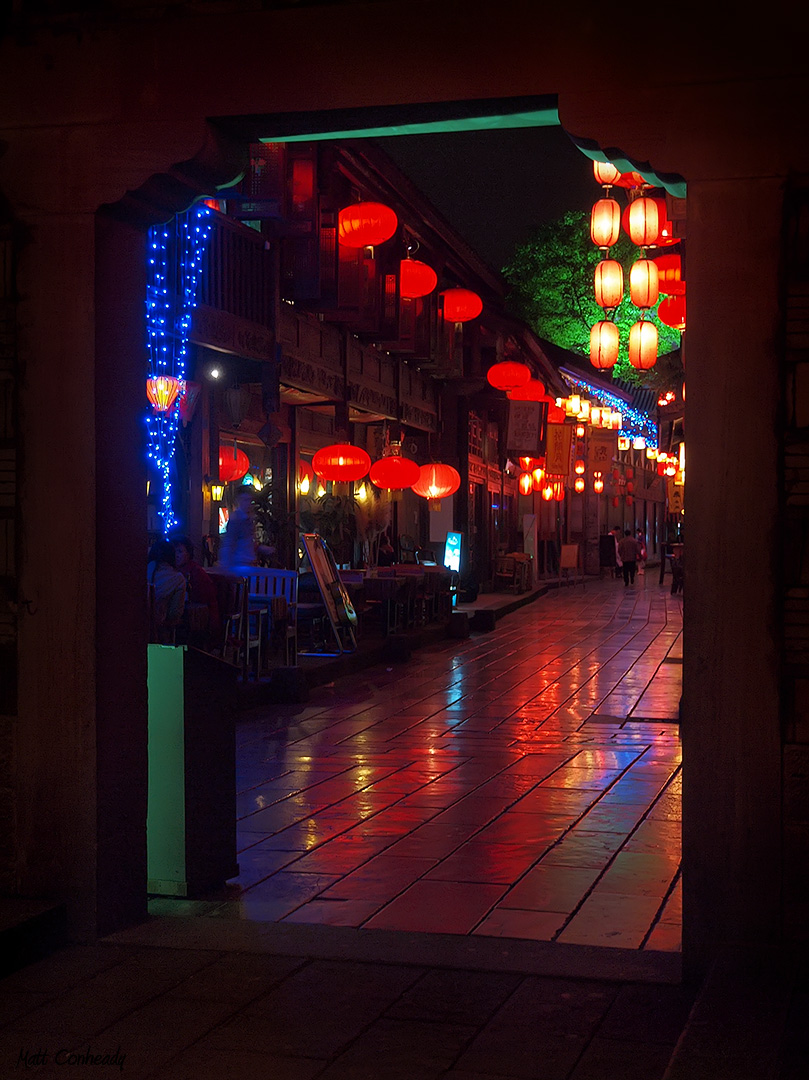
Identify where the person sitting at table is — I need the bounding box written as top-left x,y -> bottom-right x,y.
377,531 -> 395,567
171,534 -> 220,648
147,539 -> 187,644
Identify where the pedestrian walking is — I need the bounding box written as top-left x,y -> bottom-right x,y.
636,529 -> 647,574
617,529 -> 642,586
611,526 -> 623,579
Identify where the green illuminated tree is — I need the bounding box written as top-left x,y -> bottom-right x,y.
502,210 -> 682,388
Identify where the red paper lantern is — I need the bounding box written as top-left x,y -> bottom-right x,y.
574,458 -> 585,475
441,288 -> 483,322
613,170 -> 647,190
518,456 -> 534,472
312,443 -> 371,482
146,375 -> 181,413
546,404 -> 566,424
654,253 -> 685,295
541,484 -> 554,501
593,160 -> 622,187
628,321 -> 659,370
574,477 -> 586,493
518,471 -> 533,496
590,198 -> 621,249
219,446 -> 250,483
532,465 -> 546,491
594,259 -> 624,308
658,294 -> 687,331
487,361 -> 531,392
337,202 -> 397,248
553,481 -> 565,502
298,459 -> 314,484
594,477 -> 604,494
411,463 -> 461,504
369,454 -> 420,490
625,197 -> 661,247
653,200 -> 679,247
629,259 -> 660,308
507,378 -> 546,401
399,258 -> 438,299
590,321 -> 619,369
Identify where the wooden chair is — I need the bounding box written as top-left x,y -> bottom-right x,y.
494,555 -> 518,592
246,568 -> 298,667
210,571 -> 262,680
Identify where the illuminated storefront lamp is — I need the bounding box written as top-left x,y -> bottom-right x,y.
441,288 -> 483,323
399,257 -> 438,299
618,436 -> 631,451
210,481 -> 225,502
338,202 -> 398,248
628,320 -> 658,370
594,259 -> 624,308
313,443 -> 371,482
411,462 -> 461,509
487,361 -> 531,392
146,375 -> 181,413
633,436 -> 647,450
590,321 -> 619,369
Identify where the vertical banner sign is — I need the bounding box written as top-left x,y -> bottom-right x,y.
507,401 -> 541,455
545,422 -> 574,475
587,429 -> 618,473
667,478 -> 684,514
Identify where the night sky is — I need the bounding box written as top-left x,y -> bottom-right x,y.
375,124 -> 596,275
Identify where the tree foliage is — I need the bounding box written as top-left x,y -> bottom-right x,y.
502,210 -> 682,388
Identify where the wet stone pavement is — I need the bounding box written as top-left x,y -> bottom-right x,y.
0,574 -> 694,1080
188,573 -> 683,953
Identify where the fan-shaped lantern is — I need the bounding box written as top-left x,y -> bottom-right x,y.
658,294 -> 687,331
487,361 -> 531,392
590,321 -> 620,369
625,196 -> 661,247
628,321 -> 659,370
629,259 -> 660,308
518,471 -> 533,496
369,454 -> 421,490
593,160 -> 622,187
654,253 -> 685,296
590,198 -> 621,249
613,170 -> 648,190
337,202 -> 398,248
507,378 -> 546,401
146,375 -> 181,413
219,446 -> 250,483
312,443 -> 371,482
178,380 -> 202,425
594,260 -> 624,308
441,288 -> 483,322
411,463 -> 461,508
399,258 -> 438,300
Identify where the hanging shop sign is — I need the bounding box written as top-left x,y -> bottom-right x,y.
544,422 -> 574,476
587,428 -> 618,473
506,401 -> 542,455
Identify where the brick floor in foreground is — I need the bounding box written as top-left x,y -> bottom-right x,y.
185,573 -> 682,953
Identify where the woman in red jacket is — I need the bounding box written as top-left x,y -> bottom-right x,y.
172,536 -> 220,648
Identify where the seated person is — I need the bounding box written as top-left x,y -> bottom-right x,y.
171,535 -> 220,647
376,531 -> 395,567
147,539 -> 187,644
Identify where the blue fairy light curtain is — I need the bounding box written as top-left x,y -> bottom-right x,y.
145,202 -> 213,532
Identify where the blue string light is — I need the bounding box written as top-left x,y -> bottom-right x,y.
564,374 -> 658,448
145,203 -> 213,533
